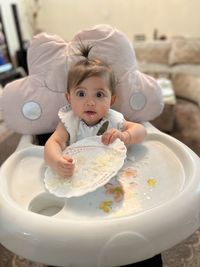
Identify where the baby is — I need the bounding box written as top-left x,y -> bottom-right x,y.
44,57 -> 147,178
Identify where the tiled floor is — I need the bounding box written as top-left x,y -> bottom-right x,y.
0,245 -> 46,266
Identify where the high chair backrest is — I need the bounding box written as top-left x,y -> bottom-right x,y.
0,24 -> 164,135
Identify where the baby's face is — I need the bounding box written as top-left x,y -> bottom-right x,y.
66,76 -> 116,126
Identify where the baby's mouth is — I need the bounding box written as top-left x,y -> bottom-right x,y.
84,111 -> 96,116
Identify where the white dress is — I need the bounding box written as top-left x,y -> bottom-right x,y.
58,106 -> 125,145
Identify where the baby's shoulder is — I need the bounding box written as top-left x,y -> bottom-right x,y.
107,109 -> 124,121
106,109 -> 124,130
58,105 -> 76,124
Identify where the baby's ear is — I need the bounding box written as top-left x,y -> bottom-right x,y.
65,92 -> 70,103
110,95 -> 116,106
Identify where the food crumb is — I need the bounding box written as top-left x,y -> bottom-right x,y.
147,178 -> 157,187
99,200 -> 113,213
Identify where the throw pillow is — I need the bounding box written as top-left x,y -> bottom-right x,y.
134,41 -> 171,65
169,37 -> 200,65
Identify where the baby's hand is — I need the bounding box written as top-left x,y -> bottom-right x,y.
101,128 -> 123,145
55,155 -> 75,178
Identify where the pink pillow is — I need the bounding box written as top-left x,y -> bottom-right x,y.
0,24 -> 163,134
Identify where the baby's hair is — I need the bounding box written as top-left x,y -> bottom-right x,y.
77,42 -> 93,59
67,44 -> 116,95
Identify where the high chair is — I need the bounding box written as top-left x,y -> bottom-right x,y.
0,25 -> 200,267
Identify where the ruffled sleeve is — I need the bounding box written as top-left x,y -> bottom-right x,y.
106,109 -> 125,131
58,105 -> 80,144
58,105 -> 71,125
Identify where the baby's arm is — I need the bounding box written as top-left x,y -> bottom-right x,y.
101,121 -> 147,145
44,122 -> 74,178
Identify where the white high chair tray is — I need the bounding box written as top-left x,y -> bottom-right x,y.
1,130 -> 200,266
44,136 -> 127,198
6,132 -> 186,218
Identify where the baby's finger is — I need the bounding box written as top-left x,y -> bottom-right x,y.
101,132 -> 112,145
62,163 -> 75,173
102,128 -> 117,144
59,166 -> 74,178
109,133 -> 119,144
62,156 -> 74,166
63,155 -> 73,162
103,130 -> 120,144
110,131 -> 123,144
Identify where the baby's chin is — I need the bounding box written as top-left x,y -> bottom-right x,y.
82,112 -> 100,125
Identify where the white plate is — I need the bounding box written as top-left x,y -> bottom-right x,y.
44,136 -> 127,198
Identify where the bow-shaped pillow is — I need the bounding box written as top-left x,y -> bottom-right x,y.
0,24 -> 163,134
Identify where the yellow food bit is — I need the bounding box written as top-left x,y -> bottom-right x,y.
99,200 -> 113,213
147,178 -> 157,187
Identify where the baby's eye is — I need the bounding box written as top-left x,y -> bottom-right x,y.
76,90 -> 85,97
96,91 -> 105,98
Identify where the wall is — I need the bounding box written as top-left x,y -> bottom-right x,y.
35,0 -> 200,42
1,0 -> 200,63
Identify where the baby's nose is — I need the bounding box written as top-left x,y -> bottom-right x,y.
86,97 -> 95,106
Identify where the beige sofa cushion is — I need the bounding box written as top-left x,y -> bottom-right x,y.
171,64 -> 200,76
169,37 -> 200,65
134,41 -> 171,64
137,62 -> 171,77
172,74 -> 200,105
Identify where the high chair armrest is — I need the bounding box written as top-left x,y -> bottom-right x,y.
15,135 -> 35,151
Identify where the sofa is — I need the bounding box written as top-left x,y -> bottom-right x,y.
134,36 -> 200,155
